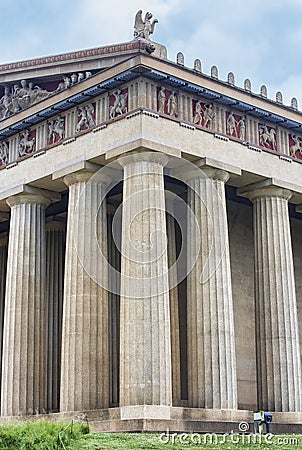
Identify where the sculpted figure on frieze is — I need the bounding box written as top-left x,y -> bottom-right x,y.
167,91 -> 177,117
0,141 -> 9,166
134,10 -> 158,40
158,87 -> 166,114
204,103 -> 215,129
259,124 -> 276,150
238,117 -> 246,140
226,111 -> 237,137
48,117 -> 65,144
225,111 -> 246,140
193,100 -> 203,125
76,103 -> 96,133
289,134 -> 302,158
18,129 -> 36,157
109,90 -> 128,119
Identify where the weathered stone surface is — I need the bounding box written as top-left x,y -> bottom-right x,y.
240,185 -> 302,412
118,152 -> 172,415
187,165 -> 237,409
60,170 -> 109,412
1,193 -> 50,416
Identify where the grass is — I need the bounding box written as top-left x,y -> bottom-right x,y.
75,432 -> 302,449
0,420 -> 89,449
0,422 -> 300,449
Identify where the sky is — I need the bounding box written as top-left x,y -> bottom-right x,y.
1,0 -> 302,107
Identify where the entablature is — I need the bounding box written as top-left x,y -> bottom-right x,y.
0,53 -> 302,179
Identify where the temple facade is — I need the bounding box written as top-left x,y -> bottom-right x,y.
0,14 -> 301,433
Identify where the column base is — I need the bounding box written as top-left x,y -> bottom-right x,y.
0,407 -> 302,434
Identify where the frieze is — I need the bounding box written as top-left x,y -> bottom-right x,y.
226,111 -> 245,140
0,141 -> 9,167
18,129 -> 36,157
157,88 -> 178,118
193,99 -> 215,129
258,124 -> 277,151
0,78 -> 302,171
109,89 -> 128,119
289,134 -> 302,160
76,103 -> 96,133
48,117 -> 65,145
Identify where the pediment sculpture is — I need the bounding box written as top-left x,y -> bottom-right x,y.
0,71 -> 92,121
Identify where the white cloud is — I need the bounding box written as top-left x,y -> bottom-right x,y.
0,1 -> 301,108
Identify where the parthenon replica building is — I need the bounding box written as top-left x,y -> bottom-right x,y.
0,11 -> 301,433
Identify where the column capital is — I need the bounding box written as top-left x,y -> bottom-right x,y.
118,150 -> 169,169
196,157 -> 241,177
63,169 -> 111,187
238,179 -> 293,202
63,169 -> 95,187
52,160 -> 101,181
0,185 -> 60,206
171,157 -> 240,184
6,193 -> 52,209
196,166 -> 230,183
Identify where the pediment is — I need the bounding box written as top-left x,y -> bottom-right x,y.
0,39 -> 166,125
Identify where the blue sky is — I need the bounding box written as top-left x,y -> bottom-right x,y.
1,0 -> 302,108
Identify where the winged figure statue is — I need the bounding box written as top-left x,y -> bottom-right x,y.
134,10 -> 158,40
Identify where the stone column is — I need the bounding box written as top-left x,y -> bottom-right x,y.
119,152 -> 172,419
46,220 -> 66,412
0,236 -> 8,400
166,211 -> 181,406
239,184 -> 302,411
187,165 -> 237,409
60,170 -> 109,412
1,193 -> 51,416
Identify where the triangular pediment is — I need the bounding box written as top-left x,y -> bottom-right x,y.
0,39 -> 166,126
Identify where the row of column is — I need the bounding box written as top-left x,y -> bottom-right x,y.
0,151 -> 301,416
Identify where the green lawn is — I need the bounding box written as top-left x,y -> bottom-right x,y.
74,432 -> 302,449
0,422 -> 300,449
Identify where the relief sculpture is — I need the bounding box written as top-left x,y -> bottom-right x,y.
0,141 -> 9,166
76,103 -> 96,132
19,129 -> 36,157
0,71 -> 92,121
48,117 -> 65,144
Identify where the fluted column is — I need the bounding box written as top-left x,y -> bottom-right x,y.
46,220 -> 66,412
1,193 -> 50,416
187,166 -> 237,409
167,211 -> 181,406
60,170 -> 109,412
0,236 -> 8,401
119,152 -> 172,419
240,185 -> 302,411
